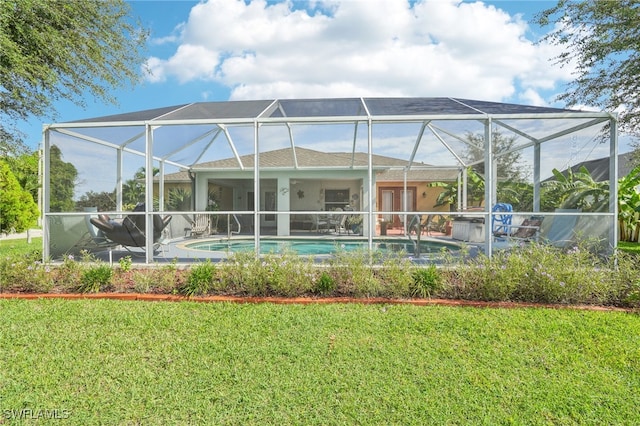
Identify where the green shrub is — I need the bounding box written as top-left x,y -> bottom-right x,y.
328,248 -> 381,297
314,270 -> 336,295
118,256 -> 132,272
410,265 -> 442,298
55,254 -> 85,290
439,242 -> 621,305
376,252 -> 413,298
181,260 -> 217,296
218,251 -> 267,295
262,251 -> 315,296
0,257 -> 53,292
77,264 -> 113,293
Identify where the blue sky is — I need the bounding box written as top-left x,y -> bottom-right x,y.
17,0 -> 631,153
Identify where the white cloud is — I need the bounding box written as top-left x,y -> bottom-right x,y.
145,0 -> 575,103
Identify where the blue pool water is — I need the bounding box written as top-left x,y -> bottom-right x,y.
185,238 -> 460,257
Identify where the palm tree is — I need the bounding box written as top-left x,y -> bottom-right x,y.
430,167 -> 484,209
618,165 -> 640,242
542,166 -> 609,212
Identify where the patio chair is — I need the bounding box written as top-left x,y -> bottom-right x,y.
89,204 -> 172,248
312,214 -> 329,233
494,216 -> 543,243
422,214 -> 447,236
494,209 -> 580,249
188,214 -> 211,238
83,208 -> 120,250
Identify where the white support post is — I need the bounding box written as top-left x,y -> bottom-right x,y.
254,121 -> 260,255
461,168 -> 467,211
367,118 -> 373,252
42,128 -> 50,262
609,116 -> 619,251
159,160 -> 165,212
484,119 -> 493,255
116,148 -> 123,211
145,124 -> 154,264
533,142 -> 541,212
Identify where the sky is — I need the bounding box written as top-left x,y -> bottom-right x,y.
16,0 -> 633,154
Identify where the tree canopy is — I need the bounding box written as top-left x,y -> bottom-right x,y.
49,145 -> 77,212
535,1 -> 640,139
0,159 -> 39,233
463,130 -> 528,183
0,0 -> 148,154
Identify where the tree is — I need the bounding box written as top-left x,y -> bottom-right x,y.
49,145 -> 77,212
430,168 -> 485,209
618,165 -> 640,242
0,0 -> 149,154
542,166 -> 610,212
122,167 -> 159,207
535,1 -> 640,137
75,190 -> 116,212
463,130 -> 528,183
0,159 -> 38,233
4,151 -> 39,204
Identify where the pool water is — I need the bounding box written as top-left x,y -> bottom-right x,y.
185,238 -> 459,256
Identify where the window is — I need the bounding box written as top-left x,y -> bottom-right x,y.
324,189 -> 350,211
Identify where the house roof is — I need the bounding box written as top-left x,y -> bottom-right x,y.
162,147 -> 459,182
562,152 -> 636,181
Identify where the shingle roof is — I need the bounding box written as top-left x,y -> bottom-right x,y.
566,152 -> 636,181
162,147 -> 458,182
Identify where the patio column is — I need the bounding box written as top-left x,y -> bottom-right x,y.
277,176 -> 290,236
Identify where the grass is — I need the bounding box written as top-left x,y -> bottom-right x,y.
0,237 -> 41,258
1,299 -> 639,424
619,240 -> 640,254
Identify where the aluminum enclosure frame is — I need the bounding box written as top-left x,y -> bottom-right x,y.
42,97 -> 618,263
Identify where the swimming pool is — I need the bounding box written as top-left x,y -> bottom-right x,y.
184,238 -> 460,257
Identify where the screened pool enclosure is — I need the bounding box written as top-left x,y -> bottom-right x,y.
42,97 -> 618,263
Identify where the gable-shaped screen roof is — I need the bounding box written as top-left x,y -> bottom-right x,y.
67,97 -> 581,124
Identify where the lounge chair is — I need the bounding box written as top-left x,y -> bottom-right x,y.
90,204 -> 172,248
494,216 -> 543,243
494,209 -> 580,249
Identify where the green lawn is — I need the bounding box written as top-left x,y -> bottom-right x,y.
0,237 -> 41,258
1,299 -> 639,424
619,240 -> 640,254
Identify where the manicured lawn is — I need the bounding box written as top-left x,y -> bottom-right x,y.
1,299 -> 639,424
0,237 -> 41,258
618,240 -> 640,254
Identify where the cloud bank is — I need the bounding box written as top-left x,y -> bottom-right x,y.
145,0 -> 573,105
